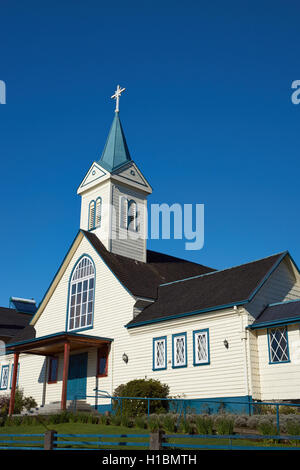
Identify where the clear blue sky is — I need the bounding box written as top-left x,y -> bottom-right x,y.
0,0 -> 299,307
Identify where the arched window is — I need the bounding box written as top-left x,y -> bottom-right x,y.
120,196 -> 128,229
88,200 -> 96,231
95,197 -> 102,228
128,199 -> 137,231
68,256 -> 95,331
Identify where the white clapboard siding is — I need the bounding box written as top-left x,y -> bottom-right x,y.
255,325 -> 300,400
110,183 -> 147,262
123,309 -> 249,400
247,258 -> 300,319
80,180 -> 111,250
0,354 -> 45,405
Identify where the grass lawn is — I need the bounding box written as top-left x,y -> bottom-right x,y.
0,422 -> 299,450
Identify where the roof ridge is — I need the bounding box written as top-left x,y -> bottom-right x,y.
268,298 -> 300,307
159,251 -> 288,287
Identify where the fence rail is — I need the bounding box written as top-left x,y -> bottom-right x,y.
1,431 -> 300,450
74,391 -> 300,434
0,433 -> 44,450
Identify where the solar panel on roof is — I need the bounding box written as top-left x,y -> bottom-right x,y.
10,298 -> 37,314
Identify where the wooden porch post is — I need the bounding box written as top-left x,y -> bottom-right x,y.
9,352 -> 19,416
61,342 -> 70,411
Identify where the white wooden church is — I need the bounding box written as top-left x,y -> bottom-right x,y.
1,87 -> 300,415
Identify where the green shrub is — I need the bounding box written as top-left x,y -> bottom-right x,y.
179,418 -> 194,434
162,414 -> 177,433
110,414 -> 121,426
286,420 -> 300,436
134,415 -> 147,429
215,416 -> 234,435
279,405 -> 298,415
148,416 -> 160,432
98,414 -> 110,425
13,388 -> 37,414
121,414 -> 133,428
258,420 -> 278,436
0,395 -> 10,418
113,379 -> 169,416
195,416 -> 214,435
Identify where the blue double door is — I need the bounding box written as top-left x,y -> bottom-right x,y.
67,353 -> 88,401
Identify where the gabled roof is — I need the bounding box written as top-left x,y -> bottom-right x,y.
98,112 -> 132,172
250,299 -> 300,330
83,230 -> 215,299
126,251 -> 288,328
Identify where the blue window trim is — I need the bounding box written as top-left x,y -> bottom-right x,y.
65,253 -> 96,333
193,329 -> 210,366
0,365 -> 9,390
152,336 -> 167,371
172,332 -> 187,369
9,363 -> 20,389
267,326 -> 291,364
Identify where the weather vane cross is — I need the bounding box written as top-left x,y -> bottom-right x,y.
111,85 -> 126,113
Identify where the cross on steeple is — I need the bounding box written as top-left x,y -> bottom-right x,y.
111,85 -> 126,113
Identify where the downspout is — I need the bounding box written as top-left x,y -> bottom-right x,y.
234,306 -> 251,410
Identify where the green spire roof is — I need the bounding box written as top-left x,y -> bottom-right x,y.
98,112 -> 132,172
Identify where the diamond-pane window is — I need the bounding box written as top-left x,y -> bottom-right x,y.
193,330 -> 209,365
153,337 -> 166,370
269,327 -> 289,363
0,365 -> 9,390
173,334 -> 187,368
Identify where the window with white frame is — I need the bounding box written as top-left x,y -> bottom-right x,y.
153,337 -> 167,370
173,333 -> 187,368
120,196 -> 128,229
95,197 -> 102,228
120,196 -> 138,231
0,365 -> 9,390
269,327 -> 289,363
193,329 -> 209,365
68,256 -> 95,331
88,200 -> 96,230
88,198 -> 102,230
128,199 -> 137,231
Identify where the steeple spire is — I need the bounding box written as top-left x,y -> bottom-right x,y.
98,112 -> 132,172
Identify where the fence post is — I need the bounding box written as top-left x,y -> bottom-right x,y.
44,430 -> 56,450
276,405 -> 280,434
149,430 -> 164,450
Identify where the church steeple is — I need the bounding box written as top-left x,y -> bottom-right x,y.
77,85 -> 152,262
98,112 -> 132,172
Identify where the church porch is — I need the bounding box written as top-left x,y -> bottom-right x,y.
6,332 -> 113,415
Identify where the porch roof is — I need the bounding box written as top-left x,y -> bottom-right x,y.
5,331 -> 113,356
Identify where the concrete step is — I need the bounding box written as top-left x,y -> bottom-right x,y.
18,400 -> 99,416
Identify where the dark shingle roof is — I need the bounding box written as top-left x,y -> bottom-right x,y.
7,325 -> 36,344
250,299 -> 300,329
0,307 -> 33,339
126,251 -> 287,327
82,230 -> 215,298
